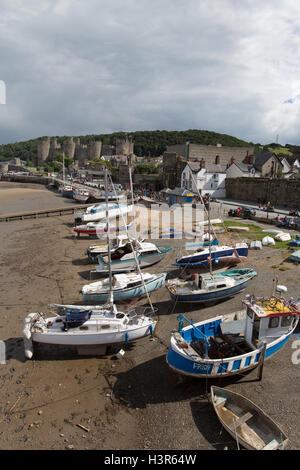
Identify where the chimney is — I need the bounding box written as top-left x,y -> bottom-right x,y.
200,158 -> 205,169
230,157 -> 236,165
185,141 -> 190,160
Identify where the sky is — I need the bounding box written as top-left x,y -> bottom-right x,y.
1,0 -> 300,146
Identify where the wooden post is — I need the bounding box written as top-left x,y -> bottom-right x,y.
258,341 -> 267,381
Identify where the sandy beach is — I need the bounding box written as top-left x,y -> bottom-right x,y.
0,182 -> 299,450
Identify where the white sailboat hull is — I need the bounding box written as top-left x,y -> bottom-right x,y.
31,322 -> 155,346
82,204 -> 133,222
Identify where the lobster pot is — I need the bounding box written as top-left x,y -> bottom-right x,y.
66,309 -> 92,328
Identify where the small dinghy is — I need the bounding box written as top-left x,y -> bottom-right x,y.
166,268 -> 257,303
210,386 -> 289,450
81,272 -> 167,303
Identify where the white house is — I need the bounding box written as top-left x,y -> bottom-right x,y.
181,161 -> 227,198
280,157 -> 300,178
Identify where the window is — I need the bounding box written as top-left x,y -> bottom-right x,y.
269,317 -> 279,328
281,315 -> 293,327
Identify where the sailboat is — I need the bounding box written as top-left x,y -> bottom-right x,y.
58,154 -> 74,198
87,235 -> 133,263
81,272 -> 167,303
166,268 -> 257,303
95,240 -> 173,274
74,220 -> 134,238
174,243 -> 248,270
167,202 -> 256,303
78,201 -> 133,223
22,167 -> 157,359
95,160 -> 173,274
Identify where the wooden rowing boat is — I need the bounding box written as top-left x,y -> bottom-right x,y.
210,386 -> 289,450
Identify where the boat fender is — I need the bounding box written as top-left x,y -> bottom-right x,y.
23,313 -> 38,360
149,324 -> 153,336
125,332 -> 129,343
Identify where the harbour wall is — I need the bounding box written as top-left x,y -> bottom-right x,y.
226,177 -> 300,206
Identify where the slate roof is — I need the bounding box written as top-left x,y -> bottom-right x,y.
232,161 -> 255,173
186,162 -> 227,173
253,152 -> 283,170
161,187 -> 195,196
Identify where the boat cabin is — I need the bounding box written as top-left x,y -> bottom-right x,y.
243,296 -> 299,348
109,241 -> 160,261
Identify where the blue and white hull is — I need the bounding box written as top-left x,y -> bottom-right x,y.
175,244 -> 248,268
168,278 -> 252,303
82,273 -> 167,303
166,310 -> 299,378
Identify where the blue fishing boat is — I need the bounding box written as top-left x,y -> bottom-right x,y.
166,289 -> 300,378
81,272 -> 167,303
174,243 -> 248,269
166,268 -> 257,303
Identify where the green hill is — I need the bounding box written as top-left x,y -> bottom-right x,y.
0,129 -> 295,163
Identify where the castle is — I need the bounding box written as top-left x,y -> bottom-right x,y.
36,135 -> 135,168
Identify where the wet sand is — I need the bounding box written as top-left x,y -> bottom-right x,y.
0,182 -> 79,215
0,183 -> 299,450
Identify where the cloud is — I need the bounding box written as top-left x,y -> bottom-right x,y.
1,0 -> 300,145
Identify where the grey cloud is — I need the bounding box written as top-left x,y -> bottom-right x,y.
0,0 -> 300,145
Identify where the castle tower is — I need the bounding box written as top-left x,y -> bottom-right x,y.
63,137 -> 76,160
116,135 -> 134,156
48,137 -> 61,161
37,137 -> 50,166
89,141 -> 102,160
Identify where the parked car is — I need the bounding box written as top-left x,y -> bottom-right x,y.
241,207 -> 256,218
227,207 -> 256,218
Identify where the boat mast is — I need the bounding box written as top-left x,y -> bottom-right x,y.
104,165 -> 114,305
207,201 -> 213,276
62,153 -> 65,185
128,155 -> 138,241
